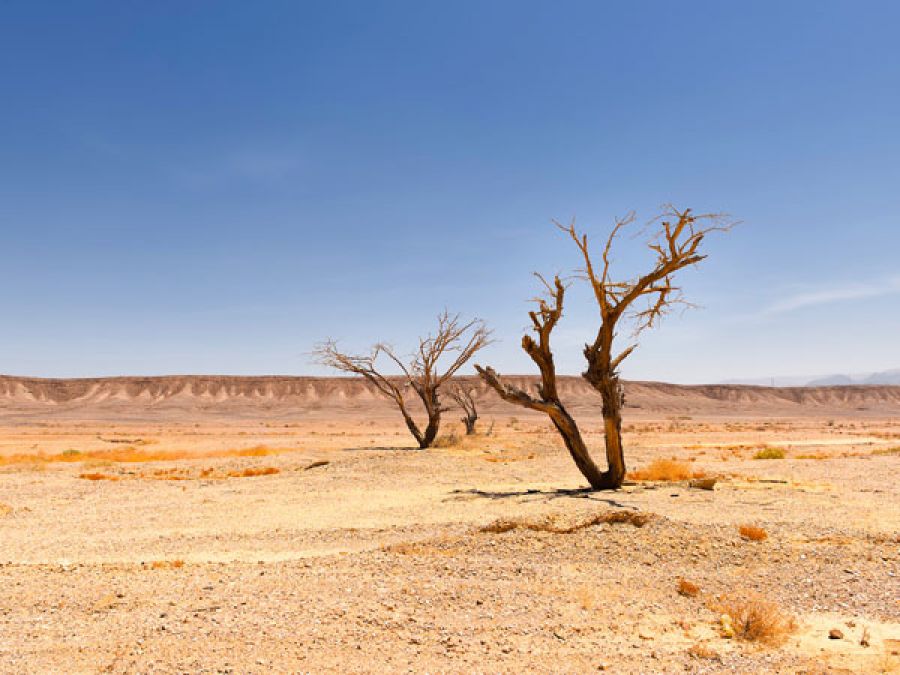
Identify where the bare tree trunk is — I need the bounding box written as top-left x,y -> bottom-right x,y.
400,408 -> 425,448
411,386 -> 442,449
597,375 -> 626,488
546,405 -> 608,489
462,415 -> 477,435
420,409 -> 441,448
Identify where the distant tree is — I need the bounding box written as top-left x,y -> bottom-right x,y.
449,385 -> 480,435
315,312 -> 492,449
477,207 -> 731,490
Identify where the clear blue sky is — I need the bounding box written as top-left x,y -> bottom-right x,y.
2,1 -> 898,383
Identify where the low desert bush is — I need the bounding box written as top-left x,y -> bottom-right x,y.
628,458 -> 705,482
431,432 -> 461,449
480,510 -> 653,534
711,592 -> 796,644
677,579 -> 701,598
79,472 -> 120,481
150,559 -> 185,569
739,525 -> 768,541
753,447 -> 786,460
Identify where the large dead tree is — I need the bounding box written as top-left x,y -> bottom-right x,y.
449,386 -> 479,435
477,206 -> 730,490
315,312 -> 492,449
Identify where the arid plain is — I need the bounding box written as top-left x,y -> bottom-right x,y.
0,376 -> 898,673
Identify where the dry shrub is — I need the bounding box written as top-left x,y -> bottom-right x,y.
628,458 -> 705,482
79,472 -> 120,481
687,643 -> 720,661
0,503 -> 12,517
753,447 -> 786,460
431,432 -> 461,449
150,560 -> 185,569
739,525 -> 768,542
711,592 -> 796,644
677,579 -> 700,598
872,446 -> 900,456
480,510 -> 653,534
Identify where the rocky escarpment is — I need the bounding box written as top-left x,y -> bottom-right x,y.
1,374 -> 899,421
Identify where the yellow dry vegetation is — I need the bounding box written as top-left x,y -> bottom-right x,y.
628,458 -> 706,482
0,444 -> 289,466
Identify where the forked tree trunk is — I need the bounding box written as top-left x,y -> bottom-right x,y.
462,414 -> 477,435
400,409 -> 426,448
420,410 -> 441,448
582,367 -> 626,489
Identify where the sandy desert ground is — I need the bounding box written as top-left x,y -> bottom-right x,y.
0,376 -> 898,673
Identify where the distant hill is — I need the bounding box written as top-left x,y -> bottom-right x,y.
1,374 -> 899,421
808,369 -> 900,386
807,374 -> 856,387
725,368 -> 900,388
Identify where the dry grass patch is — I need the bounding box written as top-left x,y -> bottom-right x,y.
711,592 -> 796,644
226,466 -> 280,478
431,432 -> 461,448
0,502 -> 12,517
738,525 -> 768,541
78,465 -> 281,481
0,444 -> 289,466
149,560 -> 185,570
677,579 -> 700,598
753,447 -> 786,460
628,458 -> 706,482
79,472 -> 120,481
480,510 -> 653,534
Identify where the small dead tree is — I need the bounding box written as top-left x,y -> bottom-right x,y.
477,206 -> 731,490
449,386 -> 479,435
315,312 -> 492,449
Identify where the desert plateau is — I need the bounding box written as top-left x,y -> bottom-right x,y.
4,4 -> 900,673
0,375 -> 897,673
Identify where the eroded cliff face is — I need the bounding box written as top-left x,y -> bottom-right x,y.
0,374 -> 897,421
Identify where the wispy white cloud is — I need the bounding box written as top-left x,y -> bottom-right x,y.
172,150 -> 301,188
764,275 -> 900,314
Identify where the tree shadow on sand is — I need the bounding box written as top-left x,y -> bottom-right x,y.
445,487 -> 631,509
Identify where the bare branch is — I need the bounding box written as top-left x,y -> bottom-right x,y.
475,365 -> 555,414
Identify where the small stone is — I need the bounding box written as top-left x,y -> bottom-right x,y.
719,614 -> 734,639
828,629 -> 844,640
